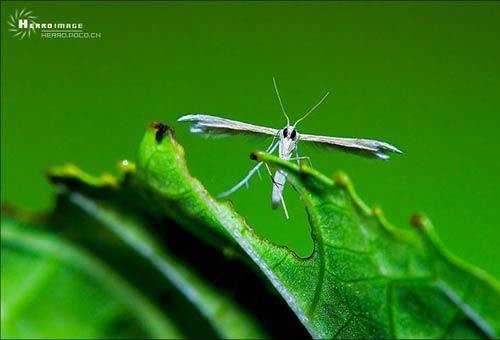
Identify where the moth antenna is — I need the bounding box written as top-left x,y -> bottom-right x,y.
273,77 -> 290,126
294,91 -> 330,127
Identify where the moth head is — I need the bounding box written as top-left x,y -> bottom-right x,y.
282,126 -> 298,141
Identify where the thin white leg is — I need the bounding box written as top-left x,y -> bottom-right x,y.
218,139 -> 279,198
289,156 -> 312,167
264,162 -> 273,177
293,144 -> 313,166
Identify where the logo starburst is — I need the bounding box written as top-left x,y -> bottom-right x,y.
8,8 -> 37,39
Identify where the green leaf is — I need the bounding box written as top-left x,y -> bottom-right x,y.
252,151 -> 500,339
43,165 -> 294,338
39,122 -> 500,338
52,190 -> 267,339
130,123 -> 500,338
1,215 -> 182,339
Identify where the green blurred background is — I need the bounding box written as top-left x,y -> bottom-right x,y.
2,1 -> 499,279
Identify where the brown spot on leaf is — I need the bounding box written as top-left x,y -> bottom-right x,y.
150,121 -> 174,142
410,213 -> 425,229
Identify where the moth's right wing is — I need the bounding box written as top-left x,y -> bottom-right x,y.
299,133 -> 402,160
178,114 -> 279,137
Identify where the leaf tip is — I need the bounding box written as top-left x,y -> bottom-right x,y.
100,172 -> 119,188
372,205 -> 384,218
410,213 -> 432,231
45,163 -> 77,184
333,171 -> 351,188
149,121 -> 174,143
46,163 -> 119,188
117,159 -> 136,174
46,163 -> 79,178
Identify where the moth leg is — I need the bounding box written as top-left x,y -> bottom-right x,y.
219,161 -> 263,197
264,162 -> 273,177
256,167 -> 262,180
279,188 -> 289,219
289,156 -> 312,166
219,139 -> 279,198
295,144 -> 300,165
255,136 -> 275,182
293,144 -> 313,166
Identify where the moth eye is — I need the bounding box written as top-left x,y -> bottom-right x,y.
283,128 -> 288,137
290,129 -> 297,139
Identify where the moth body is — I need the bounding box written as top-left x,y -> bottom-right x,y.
272,126 -> 299,209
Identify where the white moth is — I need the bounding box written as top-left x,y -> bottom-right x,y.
178,78 -> 402,218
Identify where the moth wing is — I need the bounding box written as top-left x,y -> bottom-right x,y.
178,114 -> 279,137
299,133 -> 402,160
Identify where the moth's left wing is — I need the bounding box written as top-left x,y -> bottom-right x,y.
299,133 -> 402,160
178,114 -> 279,137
